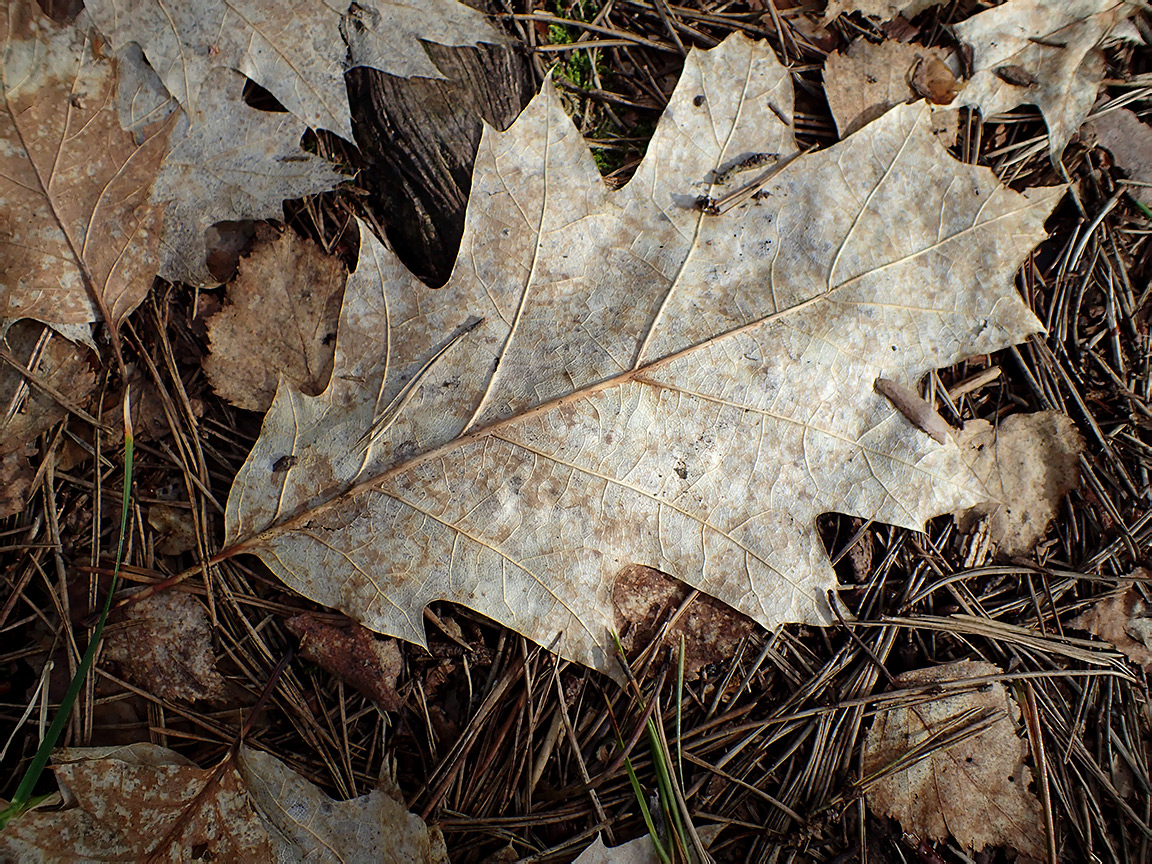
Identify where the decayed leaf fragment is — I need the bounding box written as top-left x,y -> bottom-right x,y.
284,612 -> 404,710
102,591 -> 228,703
954,0 -> 1138,158
822,0 -> 944,24
863,659 -> 1045,858
0,743 -> 448,863
223,34 -> 1063,675
86,0 -> 504,140
954,412 -> 1083,556
0,3 -> 174,329
0,321 -> 96,516
1085,108 -> 1152,208
1070,572 -> 1152,669
205,229 -> 345,411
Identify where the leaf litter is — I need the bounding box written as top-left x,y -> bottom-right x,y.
205,227 -> 346,412
86,0 -> 506,140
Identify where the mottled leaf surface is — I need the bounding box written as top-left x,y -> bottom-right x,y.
863,660 -> 1045,857
145,65 -> 346,285
0,3 -> 172,328
225,35 -> 1063,675
0,744 -> 447,863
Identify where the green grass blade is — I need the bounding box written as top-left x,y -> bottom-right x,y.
676,634 -> 685,787
0,404 -> 134,830
624,755 -> 671,864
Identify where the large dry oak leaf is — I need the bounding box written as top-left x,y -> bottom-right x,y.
222,34 -> 1063,675
955,0 -> 1137,159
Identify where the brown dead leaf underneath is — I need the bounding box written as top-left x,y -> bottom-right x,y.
0,320 -> 96,517
824,41 -> 961,139
863,659 -> 1045,859
103,591 -> 228,703
612,564 -> 757,679
284,612 -> 404,710
0,744 -> 448,862
1070,571 -> 1152,670
205,227 -> 345,412
955,411 -> 1083,557
1084,108 -> 1152,208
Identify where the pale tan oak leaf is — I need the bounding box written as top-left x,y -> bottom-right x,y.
86,0 -> 505,141
955,0 -> 1138,160
221,34 -> 1064,676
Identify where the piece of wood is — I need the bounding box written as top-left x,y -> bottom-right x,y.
347,23 -> 535,287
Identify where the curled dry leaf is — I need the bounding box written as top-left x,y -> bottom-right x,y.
86,0 -> 504,140
0,3 -> 174,330
0,743 -> 448,863
0,321 -> 96,517
823,41 -> 960,139
205,229 -> 345,411
223,34 -> 1063,676
955,0 -> 1137,159
954,412 -> 1083,556
863,659 -> 1045,858
102,591 -> 227,703
1070,571 -> 1152,669
1084,108 -> 1152,208
284,613 -> 404,710
911,54 -> 963,105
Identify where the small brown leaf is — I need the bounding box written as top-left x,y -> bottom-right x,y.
863,659 -> 1045,858
103,592 -> 228,703
824,41 -> 960,140
205,229 -> 345,412
284,613 -> 404,710
147,503 -> 200,556
1070,572 -> 1152,669
911,54 -> 963,104
612,564 -> 757,679
955,412 -> 1083,556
